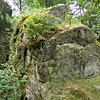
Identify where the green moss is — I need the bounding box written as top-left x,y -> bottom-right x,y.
9,7 -> 62,100
80,49 -> 86,55
10,14 -> 29,51
10,11 -> 60,86
23,12 -> 58,39
42,6 -> 53,13
95,40 -> 100,47
70,88 -> 90,100
74,43 -> 83,49
10,6 -> 89,100
27,35 -> 46,49
48,61 -> 58,74
10,11 -> 59,53
48,62 -> 56,68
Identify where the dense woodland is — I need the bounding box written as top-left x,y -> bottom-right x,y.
0,0 -> 100,99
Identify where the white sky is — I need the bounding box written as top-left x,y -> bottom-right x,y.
5,0 -> 81,17
5,0 -> 20,16
6,0 -> 16,9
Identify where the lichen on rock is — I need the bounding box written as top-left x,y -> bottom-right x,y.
10,4 -> 100,100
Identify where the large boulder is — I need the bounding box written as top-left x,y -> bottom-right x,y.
10,4 -> 100,100
44,43 -> 100,78
41,4 -> 66,19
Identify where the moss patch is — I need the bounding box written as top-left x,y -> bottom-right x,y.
95,40 -> 100,47
10,12 -> 60,52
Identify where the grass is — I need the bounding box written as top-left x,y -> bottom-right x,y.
45,76 -> 100,100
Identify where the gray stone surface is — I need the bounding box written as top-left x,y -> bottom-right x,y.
18,24 -> 99,100
41,4 -> 66,19
93,86 -> 100,91
15,24 -> 100,100
48,4 -> 66,19
14,4 -> 100,100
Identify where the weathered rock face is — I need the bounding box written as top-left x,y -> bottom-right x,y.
41,4 -> 66,19
10,4 -> 100,100
39,25 -> 100,78
44,43 -> 100,78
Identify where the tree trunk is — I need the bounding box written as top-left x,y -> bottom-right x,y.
19,0 -> 22,13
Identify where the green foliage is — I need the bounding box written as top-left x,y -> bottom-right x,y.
9,51 -> 20,64
2,1 -> 100,100
0,0 -> 12,32
23,12 -> 58,39
22,0 -> 74,10
0,63 -> 21,100
0,0 -> 12,66
65,14 -> 81,25
0,34 -> 9,64
23,0 -> 45,9
71,17 -> 81,24
24,7 -> 43,14
0,15 -> 19,65
45,76 -> 100,100
77,0 -> 100,34
10,12 -> 59,50
0,62 -> 27,100
10,16 -> 20,29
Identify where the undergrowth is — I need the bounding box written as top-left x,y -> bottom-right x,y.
45,76 -> 100,100
0,63 -> 27,100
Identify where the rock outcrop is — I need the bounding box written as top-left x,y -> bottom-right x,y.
41,4 -> 66,19
10,4 -> 100,100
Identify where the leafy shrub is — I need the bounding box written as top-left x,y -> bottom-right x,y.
10,12 -> 59,51
65,14 -> 81,25
23,12 -> 58,39
0,63 -> 27,100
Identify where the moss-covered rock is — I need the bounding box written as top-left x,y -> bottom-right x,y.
41,4 -> 66,19
10,4 -> 100,100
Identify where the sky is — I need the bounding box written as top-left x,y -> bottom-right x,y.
5,0 -> 20,16
6,0 -> 16,10
5,0 -> 81,17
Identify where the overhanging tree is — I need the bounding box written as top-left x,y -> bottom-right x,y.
76,0 -> 100,34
